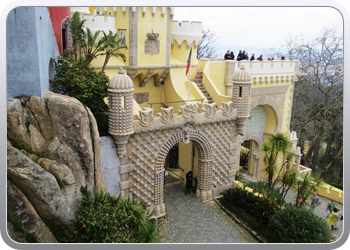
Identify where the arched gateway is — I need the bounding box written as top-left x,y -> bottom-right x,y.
108,65 -> 254,219
153,128 -> 214,217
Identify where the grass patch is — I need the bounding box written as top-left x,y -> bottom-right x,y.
217,197 -> 279,243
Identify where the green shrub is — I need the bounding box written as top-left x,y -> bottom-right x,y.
221,186 -> 284,224
268,205 -> 331,243
245,180 -> 282,201
50,50 -> 109,135
70,187 -> 157,243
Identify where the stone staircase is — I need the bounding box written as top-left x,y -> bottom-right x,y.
191,70 -> 214,104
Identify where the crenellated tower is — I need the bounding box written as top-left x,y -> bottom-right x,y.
171,20 -> 202,49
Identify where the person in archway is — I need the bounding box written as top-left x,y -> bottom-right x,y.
185,171 -> 193,195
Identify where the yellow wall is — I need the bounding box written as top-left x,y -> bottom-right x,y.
163,67 -> 206,112
202,62 -> 232,104
264,105 -> 277,133
204,61 -> 226,95
136,7 -> 168,66
179,142 -> 193,182
317,183 -> 343,204
281,83 -> 294,133
132,74 -> 165,114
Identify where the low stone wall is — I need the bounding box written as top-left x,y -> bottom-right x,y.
234,180 -> 343,204
317,183 -> 343,204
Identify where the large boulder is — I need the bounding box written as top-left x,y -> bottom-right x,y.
7,180 -> 58,243
7,91 -> 106,242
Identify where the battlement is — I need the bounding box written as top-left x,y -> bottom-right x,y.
93,7 -> 174,17
171,20 -> 202,48
83,14 -> 116,40
71,7 -> 90,14
133,101 -> 237,133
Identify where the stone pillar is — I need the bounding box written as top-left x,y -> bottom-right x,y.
253,151 -> 261,179
129,7 -> 138,66
197,158 -> 213,201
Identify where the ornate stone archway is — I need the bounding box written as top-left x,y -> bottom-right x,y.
250,96 -> 283,133
241,135 -> 262,179
153,126 -> 214,217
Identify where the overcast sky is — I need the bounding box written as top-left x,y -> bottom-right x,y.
172,6 -> 343,58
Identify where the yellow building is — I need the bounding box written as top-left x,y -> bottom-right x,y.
71,7 -> 305,218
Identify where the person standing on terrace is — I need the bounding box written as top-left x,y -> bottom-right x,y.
229,51 -> 235,60
224,50 -> 231,60
237,50 -> 243,61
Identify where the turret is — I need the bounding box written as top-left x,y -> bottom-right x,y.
108,68 -> 134,158
232,65 -> 252,135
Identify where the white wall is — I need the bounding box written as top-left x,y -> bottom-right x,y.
100,136 -> 121,197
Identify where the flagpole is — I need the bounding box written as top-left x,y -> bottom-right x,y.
187,45 -> 193,105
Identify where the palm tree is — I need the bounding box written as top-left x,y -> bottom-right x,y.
262,133 -> 292,188
69,11 -> 86,60
80,28 -> 105,65
271,153 -> 294,188
100,30 -> 128,73
279,169 -> 298,201
295,172 -> 322,207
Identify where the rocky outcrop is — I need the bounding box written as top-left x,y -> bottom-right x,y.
7,91 -> 106,242
7,180 -> 58,243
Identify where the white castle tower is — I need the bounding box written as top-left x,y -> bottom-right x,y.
231,65 -> 252,135
108,68 -> 134,158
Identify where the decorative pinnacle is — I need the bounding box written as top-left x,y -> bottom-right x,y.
118,68 -> 125,74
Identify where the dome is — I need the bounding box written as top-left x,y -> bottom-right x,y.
232,65 -> 252,82
108,68 -> 134,90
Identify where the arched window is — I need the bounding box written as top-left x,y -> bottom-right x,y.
61,17 -> 71,52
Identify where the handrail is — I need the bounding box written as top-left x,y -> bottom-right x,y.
165,168 -> 184,181
148,99 -> 205,108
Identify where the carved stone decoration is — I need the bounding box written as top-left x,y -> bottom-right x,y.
112,134 -> 130,159
140,69 -> 154,87
155,69 -> 170,86
145,30 -> 160,54
204,102 -> 217,118
127,69 -> 138,79
138,108 -> 154,127
134,92 -> 149,104
182,127 -> 191,144
180,103 -> 198,119
146,30 -> 159,40
222,101 -> 234,117
160,107 -> 174,124
235,117 -> 247,135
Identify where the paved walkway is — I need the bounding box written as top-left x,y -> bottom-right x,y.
162,177 -> 344,243
162,184 -> 249,243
